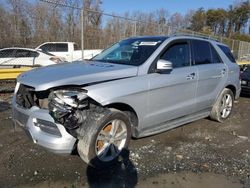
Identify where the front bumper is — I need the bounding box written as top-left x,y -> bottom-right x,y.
12,98 -> 77,154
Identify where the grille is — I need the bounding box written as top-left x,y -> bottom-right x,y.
16,84 -> 35,109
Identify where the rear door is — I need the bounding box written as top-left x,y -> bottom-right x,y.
13,49 -> 38,66
145,39 -> 198,129
191,40 -> 227,111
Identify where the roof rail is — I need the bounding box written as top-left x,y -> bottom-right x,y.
171,33 -> 220,42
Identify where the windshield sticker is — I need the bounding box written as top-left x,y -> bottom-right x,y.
139,41 -> 159,46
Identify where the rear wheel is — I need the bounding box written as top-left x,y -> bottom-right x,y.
77,108 -> 131,168
210,88 -> 234,123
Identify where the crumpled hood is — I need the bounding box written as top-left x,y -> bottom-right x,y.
17,61 -> 138,91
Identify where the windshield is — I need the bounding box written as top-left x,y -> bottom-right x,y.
244,65 -> 250,74
92,37 -> 166,66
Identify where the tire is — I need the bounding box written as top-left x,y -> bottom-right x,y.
210,88 -> 234,123
77,108 -> 131,168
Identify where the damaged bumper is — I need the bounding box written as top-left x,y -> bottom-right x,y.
12,96 -> 77,154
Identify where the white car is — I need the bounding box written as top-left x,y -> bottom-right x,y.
0,47 -> 62,68
36,42 -> 102,62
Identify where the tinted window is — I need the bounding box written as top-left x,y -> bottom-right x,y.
193,40 -> 212,65
74,43 -> 80,50
161,42 -> 190,68
56,43 -> 68,52
39,43 -> 68,52
244,65 -> 250,73
30,51 -> 39,57
210,45 -> 222,63
218,45 -> 236,63
39,44 -> 56,52
93,37 -> 166,66
0,49 -> 15,58
15,50 -> 39,58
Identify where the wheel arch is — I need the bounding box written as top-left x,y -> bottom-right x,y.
225,84 -> 236,98
105,102 -> 139,137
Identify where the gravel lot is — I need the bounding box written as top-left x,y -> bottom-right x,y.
0,86 -> 249,188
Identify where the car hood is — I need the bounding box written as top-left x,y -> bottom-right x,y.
17,61 -> 138,91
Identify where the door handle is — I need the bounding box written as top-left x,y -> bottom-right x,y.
187,73 -> 195,80
221,69 -> 226,75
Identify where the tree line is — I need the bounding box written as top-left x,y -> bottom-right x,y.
0,0 -> 249,49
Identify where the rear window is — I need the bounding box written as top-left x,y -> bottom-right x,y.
218,45 -> 236,63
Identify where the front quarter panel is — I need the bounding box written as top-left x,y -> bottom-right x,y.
85,75 -> 149,128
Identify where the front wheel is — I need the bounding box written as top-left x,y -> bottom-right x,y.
210,88 -> 234,123
77,108 -> 131,168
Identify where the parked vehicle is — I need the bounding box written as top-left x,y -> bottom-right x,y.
12,35 -> 241,168
36,42 -> 102,62
241,65 -> 250,94
0,47 -> 62,68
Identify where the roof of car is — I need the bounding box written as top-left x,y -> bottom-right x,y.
127,35 -> 226,46
0,47 -> 37,52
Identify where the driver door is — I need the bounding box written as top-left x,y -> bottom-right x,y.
144,40 -> 198,129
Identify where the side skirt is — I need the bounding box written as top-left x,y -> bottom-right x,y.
133,108 -> 211,138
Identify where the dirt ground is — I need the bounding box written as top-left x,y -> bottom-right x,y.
0,89 -> 250,188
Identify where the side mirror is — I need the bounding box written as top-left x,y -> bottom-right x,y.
156,59 -> 173,72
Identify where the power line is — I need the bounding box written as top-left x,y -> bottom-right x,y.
39,0 -> 158,24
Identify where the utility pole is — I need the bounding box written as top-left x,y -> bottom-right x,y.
81,0 -> 85,60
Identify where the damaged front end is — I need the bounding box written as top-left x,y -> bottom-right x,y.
48,88 -> 89,131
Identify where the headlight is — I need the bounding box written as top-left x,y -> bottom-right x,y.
48,88 -> 88,129
241,80 -> 247,85
49,88 -> 88,108
14,82 -> 20,94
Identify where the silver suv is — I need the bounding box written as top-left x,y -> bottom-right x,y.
12,35 -> 241,167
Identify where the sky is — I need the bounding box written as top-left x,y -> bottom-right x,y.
101,0 -> 239,15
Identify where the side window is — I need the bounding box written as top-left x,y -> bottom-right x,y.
0,49 -> 15,58
15,50 -> 30,57
210,44 -> 222,64
193,40 -> 212,65
39,44 -> 56,52
55,43 -> 68,52
74,43 -> 80,50
30,51 -> 39,58
14,50 -> 39,58
161,42 -> 190,68
39,43 -> 68,52
217,45 -> 236,63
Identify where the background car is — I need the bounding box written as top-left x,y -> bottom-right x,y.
36,42 -> 102,62
0,47 -> 63,68
241,65 -> 250,95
